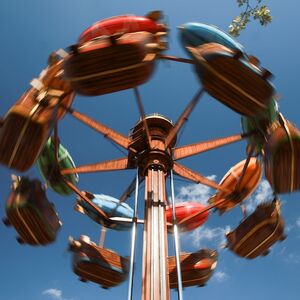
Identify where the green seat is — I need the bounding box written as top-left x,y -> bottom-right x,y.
37,137 -> 79,196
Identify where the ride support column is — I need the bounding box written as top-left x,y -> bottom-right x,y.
142,166 -> 170,300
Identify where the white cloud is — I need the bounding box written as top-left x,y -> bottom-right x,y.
213,270 -> 228,282
284,217 -> 300,236
285,224 -> 294,233
187,225 -> 231,249
42,289 -> 66,300
174,178 -> 274,215
277,246 -> 286,256
284,252 -> 300,264
175,175 -> 216,204
174,178 -> 230,249
244,179 -> 273,212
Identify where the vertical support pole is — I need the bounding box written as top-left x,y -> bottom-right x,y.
170,170 -> 184,300
142,167 -> 170,300
127,169 -> 140,300
99,226 -> 106,248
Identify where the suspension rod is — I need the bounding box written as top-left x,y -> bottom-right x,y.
127,169 -> 140,300
160,55 -> 194,64
178,197 -> 234,226
235,143 -> 255,191
170,170 -> 184,300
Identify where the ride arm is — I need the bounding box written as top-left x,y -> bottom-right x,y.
60,177 -> 110,222
66,107 -> 131,151
173,162 -> 231,193
165,88 -> 204,149
133,87 -> 152,148
173,133 -> 245,160
61,157 -> 130,175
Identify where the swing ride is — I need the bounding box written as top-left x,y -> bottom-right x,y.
1,10 -> 300,300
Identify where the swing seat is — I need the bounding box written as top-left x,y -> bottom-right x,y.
168,249 -> 218,288
0,59 -> 74,172
69,235 -> 129,289
187,43 -> 275,117
226,199 -> 285,259
165,202 -> 209,233
4,176 -> 61,245
179,22 -> 246,57
78,12 -> 167,44
75,192 -> 134,231
63,31 -> 165,96
37,137 -> 79,196
264,116 -> 300,193
241,98 -> 279,154
208,157 -> 262,214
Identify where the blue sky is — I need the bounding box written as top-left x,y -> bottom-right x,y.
1,1 -> 300,299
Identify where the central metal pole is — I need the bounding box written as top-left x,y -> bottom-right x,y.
142,166 -> 170,300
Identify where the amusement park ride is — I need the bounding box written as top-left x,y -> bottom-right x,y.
1,10 -> 300,300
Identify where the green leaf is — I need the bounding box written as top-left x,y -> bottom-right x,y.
229,1 -> 272,36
